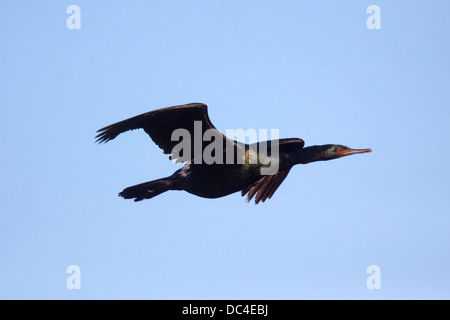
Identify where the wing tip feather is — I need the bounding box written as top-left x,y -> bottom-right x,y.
241,169 -> 291,204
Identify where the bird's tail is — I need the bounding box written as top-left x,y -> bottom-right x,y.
119,177 -> 173,202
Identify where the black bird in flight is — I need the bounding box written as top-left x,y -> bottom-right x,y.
96,103 -> 371,204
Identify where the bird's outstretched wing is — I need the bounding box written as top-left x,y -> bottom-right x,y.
95,103 -> 236,162
241,138 -> 304,204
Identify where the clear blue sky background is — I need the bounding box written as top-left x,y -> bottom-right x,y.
1,1 -> 449,299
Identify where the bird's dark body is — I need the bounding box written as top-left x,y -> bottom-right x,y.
176,163 -> 262,199
96,103 -> 371,204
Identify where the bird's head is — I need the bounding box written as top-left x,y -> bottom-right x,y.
318,144 -> 372,161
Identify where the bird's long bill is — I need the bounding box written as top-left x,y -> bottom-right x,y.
340,148 -> 372,156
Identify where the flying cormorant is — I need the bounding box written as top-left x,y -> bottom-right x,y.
96,103 -> 371,204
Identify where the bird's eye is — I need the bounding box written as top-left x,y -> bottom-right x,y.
337,147 -> 342,152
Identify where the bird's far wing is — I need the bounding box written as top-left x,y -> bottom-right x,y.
241,168 -> 292,204
248,138 -> 305,155
277,138 -> 305,153
95,103 -> 236,162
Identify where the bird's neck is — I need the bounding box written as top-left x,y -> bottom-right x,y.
292,145 -> 329,165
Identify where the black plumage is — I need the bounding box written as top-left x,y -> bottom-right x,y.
96,103 -> 371,204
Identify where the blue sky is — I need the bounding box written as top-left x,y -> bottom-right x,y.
1,1 -> 449,299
